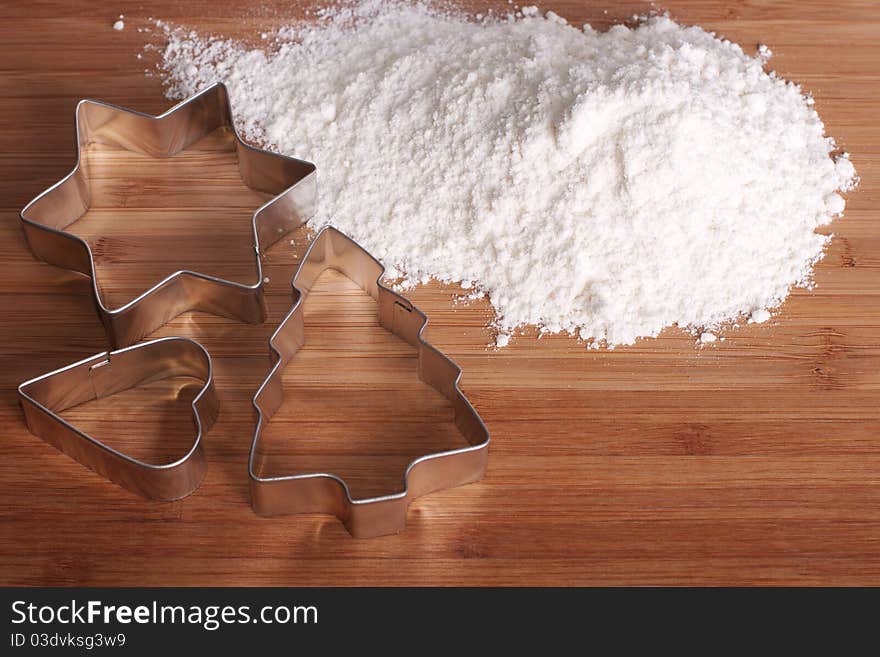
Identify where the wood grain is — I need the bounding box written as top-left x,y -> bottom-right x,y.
0,0 -> 878,586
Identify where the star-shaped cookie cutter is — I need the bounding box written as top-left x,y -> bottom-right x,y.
20,82 -> 316,348
249,226 -> 490,538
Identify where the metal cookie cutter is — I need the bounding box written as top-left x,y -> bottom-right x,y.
20,82 -> 316,348
18,337 -> 217,501
250,226 -> 490,538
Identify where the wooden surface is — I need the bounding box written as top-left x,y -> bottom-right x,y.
0,0 -> 878,586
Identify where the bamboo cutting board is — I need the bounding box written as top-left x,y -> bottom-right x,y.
0,0 -> 878,586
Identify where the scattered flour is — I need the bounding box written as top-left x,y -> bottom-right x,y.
699,331 -> 718,344
114,15 -> 125,31
749,308 -> 772,324
156,1 -> 856,347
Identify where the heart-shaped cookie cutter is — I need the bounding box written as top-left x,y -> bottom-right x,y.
250,227 -> 490,538
18,337 -> 217,501
19,82 -> 316,348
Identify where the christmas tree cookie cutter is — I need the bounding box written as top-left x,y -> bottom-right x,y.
249,226 -> 490,538
18,337 -> 217,501
19,82 -> 316,348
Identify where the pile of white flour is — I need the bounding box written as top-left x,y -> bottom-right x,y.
157,1 -> 856,347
